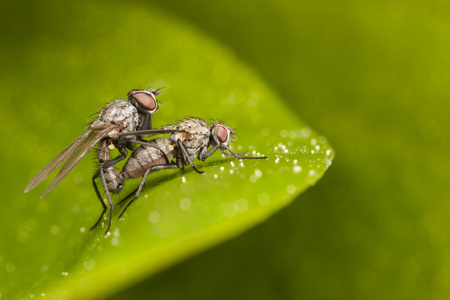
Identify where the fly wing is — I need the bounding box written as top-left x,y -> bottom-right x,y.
115,128 -> 179,137
24,129 -> 96,193
39,128 -> 114,198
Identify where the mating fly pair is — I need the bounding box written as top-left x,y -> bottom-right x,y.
24,88 -> 163,232
24,89 -> 268,236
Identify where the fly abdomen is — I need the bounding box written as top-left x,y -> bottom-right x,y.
123,138 -> 176,179
104,167 -> 123,194
96,139 -> 124,194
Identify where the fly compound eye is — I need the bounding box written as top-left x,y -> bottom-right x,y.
216,125 -> 229,143
134,92 -> 157,112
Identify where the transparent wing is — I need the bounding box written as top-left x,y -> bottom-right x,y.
24,126 -> 115,197
39,128 -> 114,198
24,129 -> 95,193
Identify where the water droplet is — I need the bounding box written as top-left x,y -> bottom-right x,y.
17,226 -> 29,244
148,211 -> 160,223
311,150 -> 315,154
182,176 -> 186,183
246,98 -> 258,107
220,166 -> 224,171
111,237 -> 119,246
293,166 -> 302,174
287,185 -> 296,194
235,199 -> 248,212
50,225 -> 60,235
72,204 -> 80,213
258,193 -> 269,205
62,272 -> 68,276
80,227 -> 86,232
230,161 -> 235,167
254,169 -> 262,178
311,138 -> 317,146
300,127 -> 311,138
6,263 -> 15,272
179,198 -> 191,211
223,203 -> 237,218
73,173 -> 84,185
229,169 -> 234,174
213,174 -> 218,179
83,259 -> 95,270
289,130 -> 298,139
293,159 -> 298,165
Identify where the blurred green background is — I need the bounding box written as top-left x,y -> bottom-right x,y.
1,0 -> 449,299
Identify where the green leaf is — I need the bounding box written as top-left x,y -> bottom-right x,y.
0,1 -> 333,299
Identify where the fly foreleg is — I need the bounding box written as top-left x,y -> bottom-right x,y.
177,140 -> 205,174
222,145 -> 268,160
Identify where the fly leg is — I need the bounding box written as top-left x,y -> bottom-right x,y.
89,168 -> 114,236
177,140 -> 205,174
101,146 -> 128,169
199,144 -> 267,161
118,163 -> 180,220
90,169 -> 107,232
91,139 -> 124,235
222,145 -> 268,160
100,167 -> 114,236
221,151 -> 249,157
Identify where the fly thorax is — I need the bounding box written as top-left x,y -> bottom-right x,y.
99,101 -> 139,125
168,132 -> 184,145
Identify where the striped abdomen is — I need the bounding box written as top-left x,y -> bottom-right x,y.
122,138 -> 176,180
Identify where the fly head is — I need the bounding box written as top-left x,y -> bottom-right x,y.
210,121 -> 236,150
128,88 -> 159,115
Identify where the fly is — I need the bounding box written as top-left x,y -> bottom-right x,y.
101,118 -> 268,224
24,88 -> 160,199
122,118 -> 268,173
